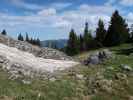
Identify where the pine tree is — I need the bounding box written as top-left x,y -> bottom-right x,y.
1,29 -> 7,35
32,38 -> 36,45
104,10 -> 129,46
18,33 -> 24,41
79,34 -> 84,52
21,36 -> 24,41
18,34 -> 21,41
83,22 -> 93,50
21,35 -> 24,41
96,19 -> 106,45
25,33 -> 29,42
36,38 -> 41,46
66,29 -> 79,56
30,38 -> 33,44
51,42 -> 57,49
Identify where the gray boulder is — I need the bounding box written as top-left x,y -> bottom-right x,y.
76,74 -> 84,80
84,49 -> 112,65
22,80 -> 31,84
120,64 -> 132,72
88,55 -> 100,65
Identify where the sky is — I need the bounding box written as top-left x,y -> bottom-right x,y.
1,0 -> 133,40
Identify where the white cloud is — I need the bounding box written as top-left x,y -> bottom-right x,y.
127,12 -> 133,19
105,0 -> 116,6
126,13 -> 133,27
0,3 -> 125,39
59,4 -> 115,34
38,8 -> 57,16
52,20 -> 72,28
120,0 -> 133,6
79,4 -> 115,15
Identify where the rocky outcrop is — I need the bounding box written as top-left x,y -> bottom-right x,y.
0,43 -> 78,80
0,34 -> 71,60
84,49 -> 112,65
0,35 -> 79,83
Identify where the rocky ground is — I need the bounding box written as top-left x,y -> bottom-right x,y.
0,43 -> 78,81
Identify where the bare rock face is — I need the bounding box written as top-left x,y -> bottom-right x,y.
0,35 -> 79,81
0,34 -> 72,60
0,43 -> 78,81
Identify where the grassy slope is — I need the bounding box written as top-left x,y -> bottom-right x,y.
76,43 -> 133,100
0,68 -> 80,100
0,43 -> 133,100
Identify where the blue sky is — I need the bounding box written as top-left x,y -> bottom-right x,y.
0,0 -> 133,40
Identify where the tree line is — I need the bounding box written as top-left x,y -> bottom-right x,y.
18,33 -> 41,46
0,29 -> 41,47
65,10 -> 132,56
0,29 -> 7,35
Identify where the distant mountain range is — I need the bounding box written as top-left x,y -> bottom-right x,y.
40,39 -> 68,49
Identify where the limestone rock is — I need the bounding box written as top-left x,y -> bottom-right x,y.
0,43 -> 78,80
22,80 -> 31,84
115,73 -> 127,80
76,74 -> 84,80
49,77 -> 56,82
121,64 -> 132,71
0,34 -> 72,61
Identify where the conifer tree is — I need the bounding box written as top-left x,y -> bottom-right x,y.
83,22 -> 93,50
30,38 -> 33,44
51,42 -> 57,49
36,38 -> 41,46
79,34 -> 84,52
1,29 -> 7,35
104,10 -> 129,46
32,38 -> 36,45
18,33 -> 24,41
18,34 -> 21,41
21,35 -> 24,41
26,33 -> 29,42
96,19 -> 106,45
66,29 -> 79,56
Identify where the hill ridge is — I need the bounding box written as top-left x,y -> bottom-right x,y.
0,35 -> 71,60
